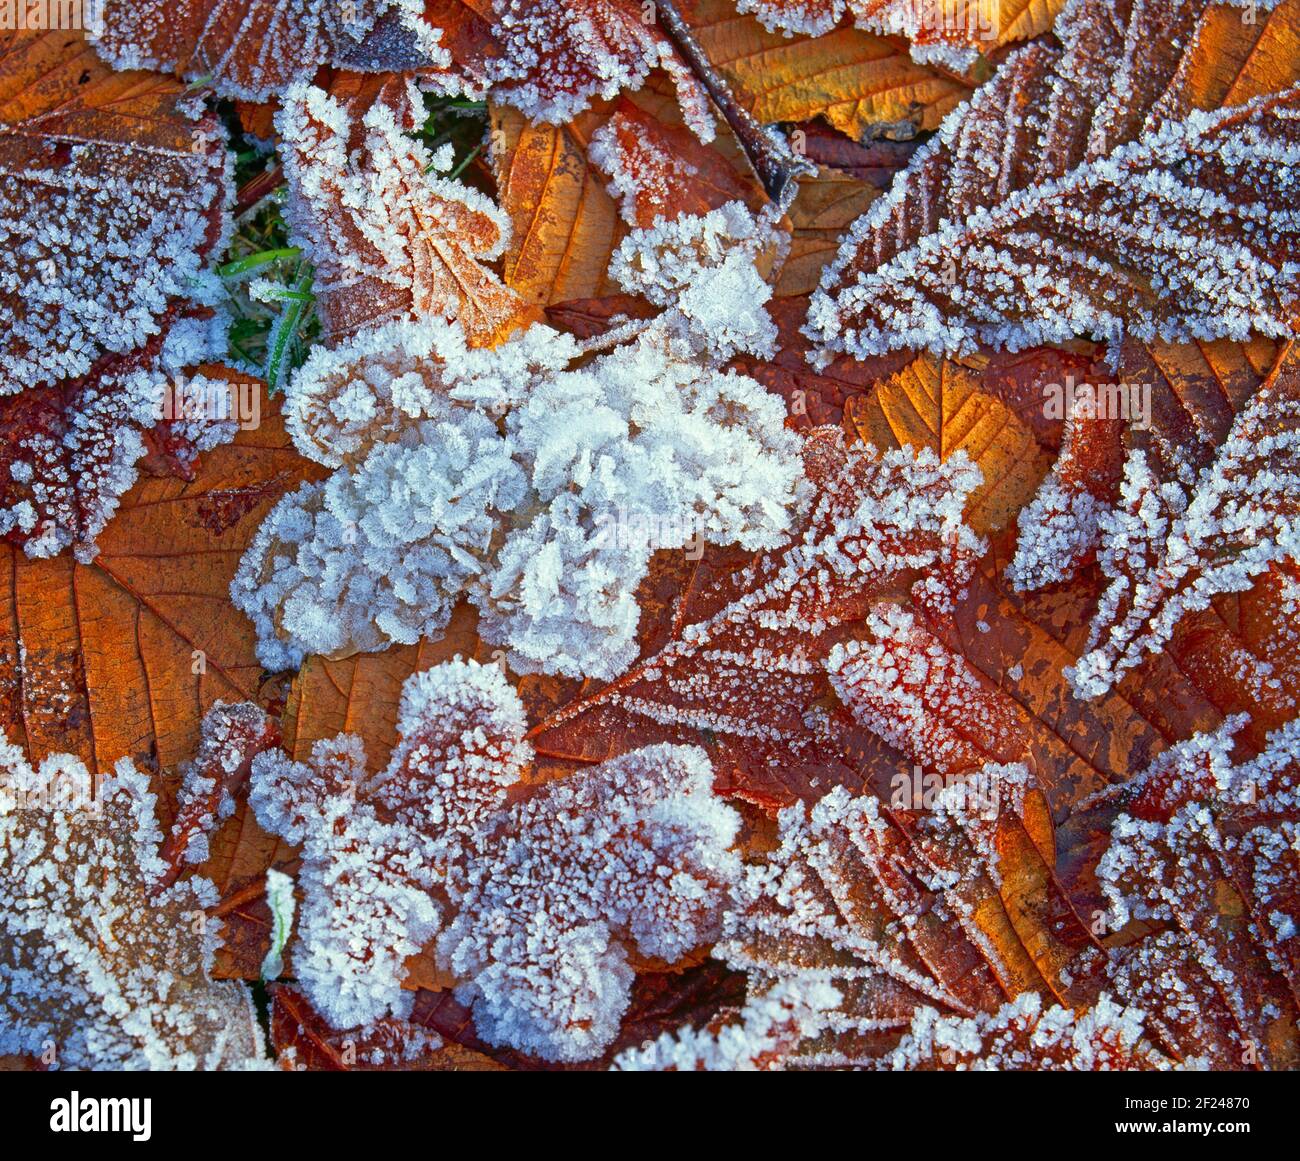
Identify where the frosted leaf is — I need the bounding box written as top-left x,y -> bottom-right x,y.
805,0 -> 1300,361
610,976 -> 841,1071
277,79 -> 531,347
477,0 -> 715,141
249,659 -> 742,1060
441,742 -> 742,1061
1007,404 -> 1124,590
0,39 -> 233,395
587,101 -> 756,229
1069,374 -> 1300,698
737,0 -> 1008,68
878,992 -> 1173,1070
159,701 -> 280,884
236,294 -> 805,677
714,763 -> 1059,1067
530,427 -> 988,799
250,736 -> 445,1029
0,318 -> 239,563
92,0 -> 448,102
1094,716 -> 1300,1067
0,736 -> 267,1070
827,603 -> 1023,776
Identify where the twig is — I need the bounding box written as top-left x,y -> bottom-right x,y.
654,0 -> 815,208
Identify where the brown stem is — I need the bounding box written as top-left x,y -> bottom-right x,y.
235,163 -> 285,216
654,0 -> 814,208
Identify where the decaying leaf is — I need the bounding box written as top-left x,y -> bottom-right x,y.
0,29 -> 231,394
0,733 -> 267,1069
278,77 -> 535,346
806,0 -> 1300,360
738,0 -> 1066,67
529,427 -> 986,809
91,0 -> 448,101
0,391 -> 322,776
682,0 -> 973,139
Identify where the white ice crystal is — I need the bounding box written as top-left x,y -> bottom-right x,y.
235,203 -> 806,680
249,658 -> 743,1061
0,736 -> 267,1070
608,202 -> 786,360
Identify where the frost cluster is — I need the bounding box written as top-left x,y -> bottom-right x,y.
608,202 -> 786,361
235,200 -> 806,680
249,657 -> 742,1061
0,735 -> 267,1069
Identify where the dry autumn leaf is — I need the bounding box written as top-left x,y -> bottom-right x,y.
0,387 -> 320,772
806,0 -> 1300,361
0,30 -> 231,395
92,0 -> 448,101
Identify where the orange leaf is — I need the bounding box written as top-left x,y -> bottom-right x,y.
0,390 -> 322,776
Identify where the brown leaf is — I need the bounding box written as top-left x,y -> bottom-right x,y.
845,353 -> 1054,534
806,0 -> 1300,361
0,29 -> 229,394
0,389 -> 322,776
92,0 -> 443,100
717,762 -> 1099,1066
280,76 -> 537,346
528,428 -> 987,811
680,0 -> 973,139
